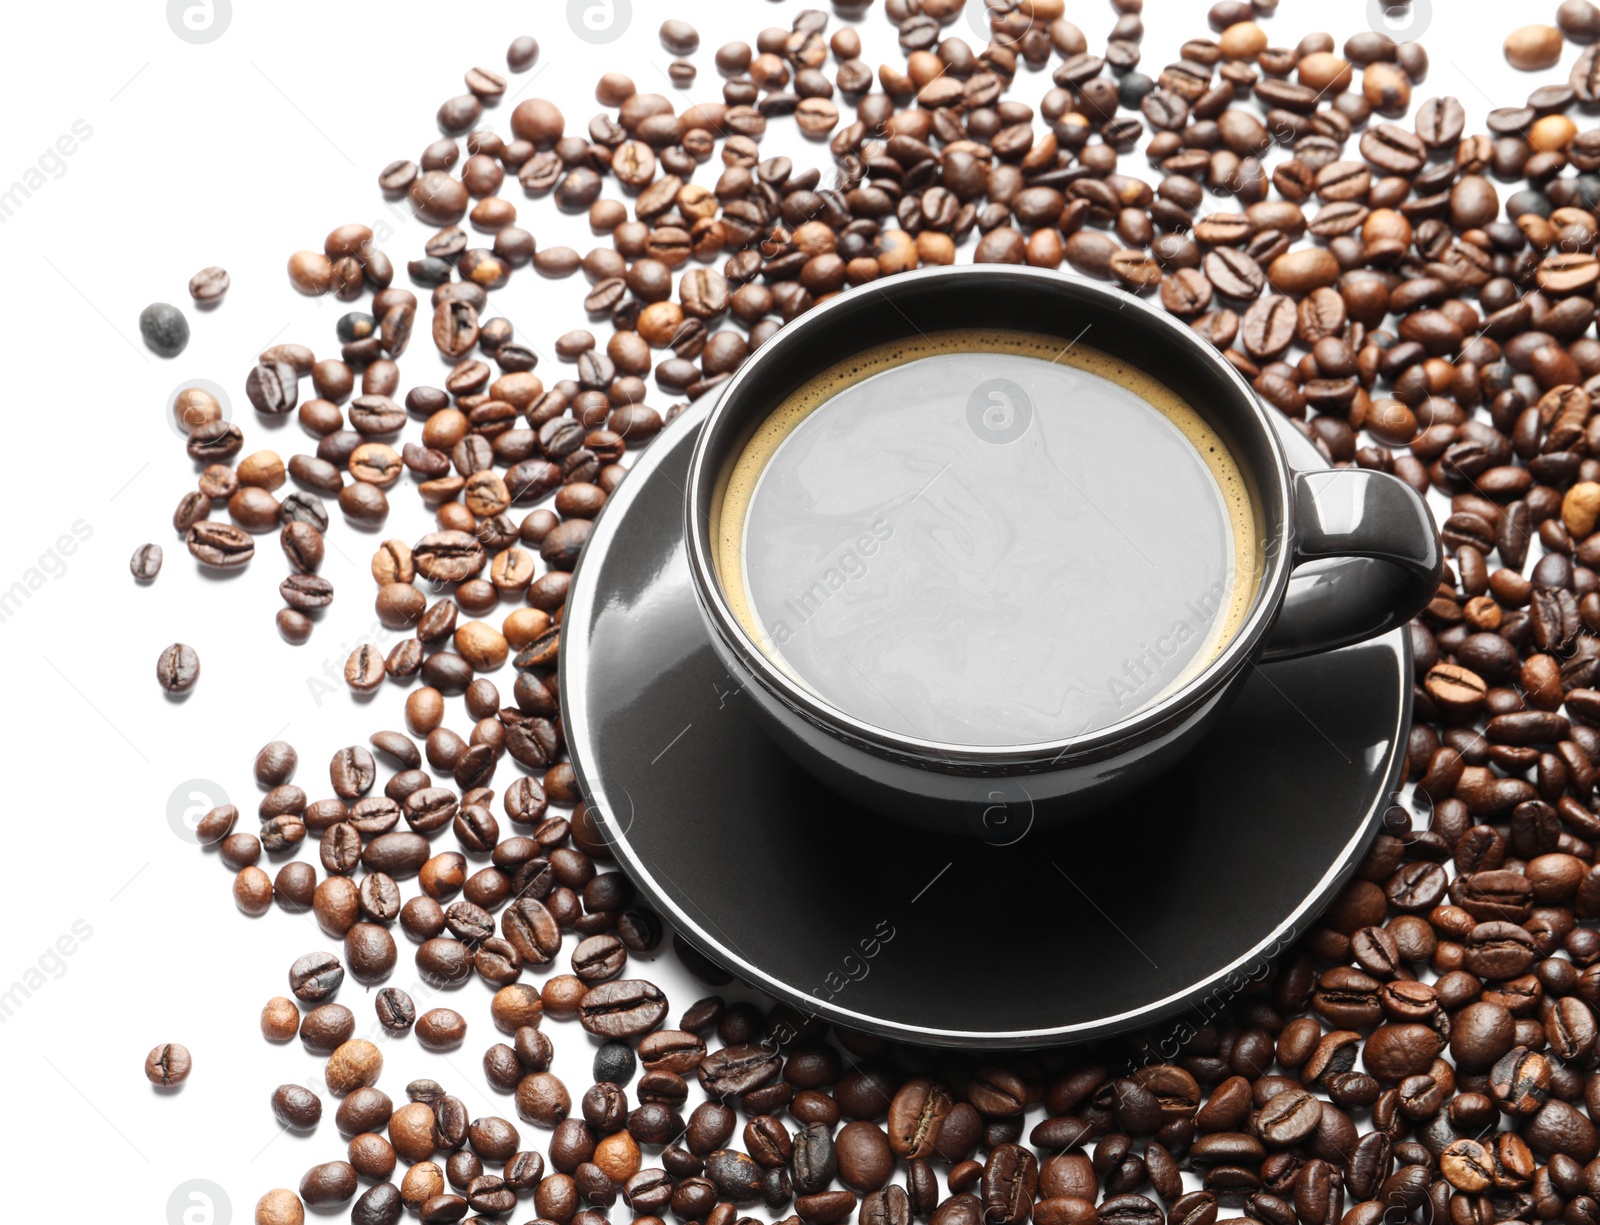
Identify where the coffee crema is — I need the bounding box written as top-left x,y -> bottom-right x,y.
712,329 -> 1262,747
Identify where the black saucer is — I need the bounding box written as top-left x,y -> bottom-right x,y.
562,397 -> 1411,1049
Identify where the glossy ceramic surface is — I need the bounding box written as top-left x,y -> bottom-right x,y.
681,267 -> 1438,829
562,397 -> 1411,1047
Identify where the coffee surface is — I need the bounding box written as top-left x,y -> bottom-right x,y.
715,330 -> 1260,746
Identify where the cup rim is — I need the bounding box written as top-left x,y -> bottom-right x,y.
684,264 -> 1298,766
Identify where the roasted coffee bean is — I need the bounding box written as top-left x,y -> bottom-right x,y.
130,20 -> 1600,1213
1506,24 -> 1564,70
580,979 -> 669,1038
156,643 -> 200,694
290,952 -> 345,1002
1206,247 -> 1265,298
188,520 -> 255,568
503,898 -> 562,965
130,543 -> 162,580
345,645 -> 386,692
280,520 -> 326,574
416,1008 -> 468,1050
572,934 -> 628,983
188,265 -> 229,302
352,1183 -> 402,1225
516,1071 -> 571,1127
273,1083 -> 324,1131
321,1049 -> 380,1100
330,746 -> 376,799
145,1043 -> 192,1086
864,1185 -> 913,1225
837,1121 -> 896,1192
1258,1089 -> 1323,1145
413,532 -> 487,583
247,360 -> 300,415
374,988 -> 415,1034
345,923 -> 397,982
280,573 -> 333,610
889,1080 -> 953,1159
982,1145 -> 1040,1225
793,1122 -> 840,1196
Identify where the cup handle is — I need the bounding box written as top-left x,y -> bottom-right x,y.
1258,469 -> 1443,664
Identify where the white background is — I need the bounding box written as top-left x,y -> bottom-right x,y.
0,0 -> 1555,1220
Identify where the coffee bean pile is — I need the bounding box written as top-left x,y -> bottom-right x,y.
145,0 -> 1600,702
203,720 -> 689,1225
130,2 -> 1600,1225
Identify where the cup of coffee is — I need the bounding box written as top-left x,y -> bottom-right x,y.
684,266 -> 1441,834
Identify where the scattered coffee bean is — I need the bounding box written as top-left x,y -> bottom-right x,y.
189,266 -> 230,303
156,643 -> 199,694
1505,23 -> 1564,69
145,1042 -> 192,1086
376,988 -> 416,1034
273,1083 -> 324,1130
145,22 -> 1600,1225
139,302 -> 189,357
289,952 -> 345,1002
507,35 -> 539,72
660,19 -> 699,54
416,1007 -> 468,1051
130,543 -> 162,581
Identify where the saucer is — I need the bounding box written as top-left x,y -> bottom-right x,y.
561,396 -> 1411,1049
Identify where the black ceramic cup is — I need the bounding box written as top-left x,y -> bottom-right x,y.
685,265 -> 1441,834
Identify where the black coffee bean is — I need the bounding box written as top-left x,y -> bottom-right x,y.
1099,1194 -> 1164,1225
140,302 -> 190,356
594,1041 -> 638,1086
